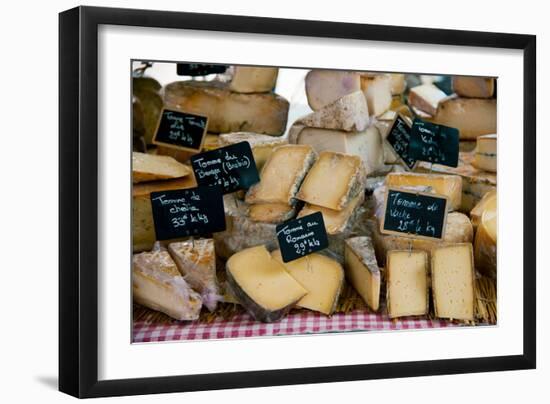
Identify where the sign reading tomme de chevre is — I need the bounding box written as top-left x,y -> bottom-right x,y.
275,212 -> 329,262
408,118 -> 460,167
152,108 -> 208,152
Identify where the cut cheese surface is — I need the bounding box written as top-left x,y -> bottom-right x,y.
297,151 -> 365,211
385,172 -> 463,211
408,84 -> 447,116
164,81 -> 289,135
344,236 -> 381,311
168,239 -> 219,311
360,74 -> 392,117
297,192 -> 364,235
132,250 -> 202,321
305,70 -> 361,111
388,73 -> 406,95
226,245 -> 307,322
431,244 -> 475,321
452,76 -> 495,98
473,134 -> 497,173
218,132 -> 287,171
245,144 -> 315,205
271,250 -> 344,315
470,189 -> 496,230
249,203 -> 295,223
474,199 -> 497,278
132,152 -> 192,183
386,251 -> 429,318
229,66 -> 278,93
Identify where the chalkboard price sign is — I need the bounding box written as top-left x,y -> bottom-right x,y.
191,142 -> 260,194
276,212 -> 329,263
409,118 -> 459,167
381,188 -> 448,240
150,186 -> 226,240
385,114 -> 416,170
176,63 -> 228,76
152,108 -> 208,152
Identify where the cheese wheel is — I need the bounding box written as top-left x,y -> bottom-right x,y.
474,199 -> 497,278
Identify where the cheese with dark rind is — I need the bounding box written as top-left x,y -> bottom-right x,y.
164,80 -> 289,135
132,152 -> 192,183
305,70 -> 361,111
229,66 -> 278,93
473,134 -> 497,173
226,245 -> 307,322
452,76 -> 495,98
218,132 -> 287,172
344,236 -> 381,311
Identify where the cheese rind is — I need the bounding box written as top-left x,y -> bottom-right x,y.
132,250 -> 202,320
408,84 -> 447,116
168,239 -> 220,311
297,91 -> 369,132
297,151 -> 366,211
452,76 -> 495,98
431,244 -> 475,321
470,189 -> 496,230
245,144 -> 316,205
249,203 -> 296,223
218,132 -> 287,171
271,250 -> 344,315
473,134 -> 497,173
386,250 -> 429,318
226,245 -> 307,322
385,172 -> 463,211
360,74 -> 392,117
164,81 -> 289,135
474,199 -> 497,278
344,236 -> 381,311
229,66 -> 278,93
132,152 -> 192,183
305,70 -> 361,111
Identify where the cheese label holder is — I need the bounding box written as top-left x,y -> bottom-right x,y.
150,186 -> 226,240
385,114 -> 416,170
152,108 -> 208,152
276,211 -> 329,263
191,141 -> 260,194
381,188 -> 448,240
176,63 -> 228,76
408,118 -> 459,167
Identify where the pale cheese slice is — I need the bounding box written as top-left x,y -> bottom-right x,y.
470,189 -> 496,230
249,203 -> 295,224
452,76 -> 495,98
473,134 -> 497,173
229,66 -> 278,93
408,84 -> 447,116
360,74 -> 392,117
305,70 -> 361,111
132,152 -> 192,183
344,236 -> 381,311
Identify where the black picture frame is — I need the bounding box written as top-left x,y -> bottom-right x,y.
59,6 -> 536,398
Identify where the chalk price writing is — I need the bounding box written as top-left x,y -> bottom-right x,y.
275,212 -> 329,262
409,119 -> 459,167
153,109 -> 208,151
386,115 -> 416,169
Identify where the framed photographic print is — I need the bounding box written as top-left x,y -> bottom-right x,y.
59,6 -> 536,398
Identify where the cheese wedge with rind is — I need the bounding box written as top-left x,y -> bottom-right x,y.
229,66 -> 278,93
132,152 -> 192,183
473,134 -> 497,173
360,74 -> 392,117
452,76 -> 495,98
271,250 -> 344,315
344,236 -> 381,311
226,245 -> 307,322
249,203 -> 296,224
474,199 -> 497,278
470,189 -> 496,230
408,84 -> 447,116
218,132 -> 287,171
305,70 -> 361,111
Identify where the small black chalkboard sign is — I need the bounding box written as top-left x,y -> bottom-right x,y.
409,118 -> 459,167
191,142 -> 260,194
381,188 -> 448,240
152,108 -> 208,152
176,63 -> 228,76
150,186 -> 226,240
385,114 -> 416,170
276,212 -> 329,263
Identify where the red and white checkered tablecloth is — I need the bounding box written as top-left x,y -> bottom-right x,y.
133,310 -> 457,343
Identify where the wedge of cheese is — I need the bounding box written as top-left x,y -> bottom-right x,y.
470,189 -> 496,230
229,66 -> 278,93
385,172 -> 463,211
133,77 -> 163,145
474,198 -> 497,278
408,84 -> 447,116
473,134 -> 497,173
132,152 -> 192,183
297,151 -> 366,211
296,91 -> 369,132
429,97 -> 496,140
305,70 -> 361,111
168,239 -> 220,311
289,125 -> 385,175
344,236 -> 381,311
226,245 -> 307,322
297,192 -> 364,235
245,144 -> 316,205
431,244 -> 475,321
371,212 -> 473,266
249,203 -> 296,223
360,74 -> 392,117
164,81 -> 289,135
271,250 -> 344,315
452,76 -> 495,98
386,250 -> 429,318
389,73 -> 406,95
132,249 -> 202,320
218,132 -> 287,171
133,176 -> 197,252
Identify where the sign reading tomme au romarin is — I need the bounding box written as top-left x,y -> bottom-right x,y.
275,212 -> 329,263
152,108 -> 208,152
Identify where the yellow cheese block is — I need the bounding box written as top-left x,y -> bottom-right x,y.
344,236 -> 382,311
132,152 -> 192,183
408,84 -> 447,116
132,250 -> 202,320
271,250 -> 344,315
229,66 -> 278,93
385,172 -> 463,211
248,203 -> 295,224
245,144 -> 316,205
431,243 -> 475,321
218,132 -> 287,172
305,70 -> 361,111
388,73 -> 406,95
386,250 -> 429,318
297,151 -> 366,211
473,134 -> 497,173
226,245 -> 307,322
474,199 -> 497,278
470,189 -> 496,230
360,74 -> 392,117
452,76 -> 495,98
